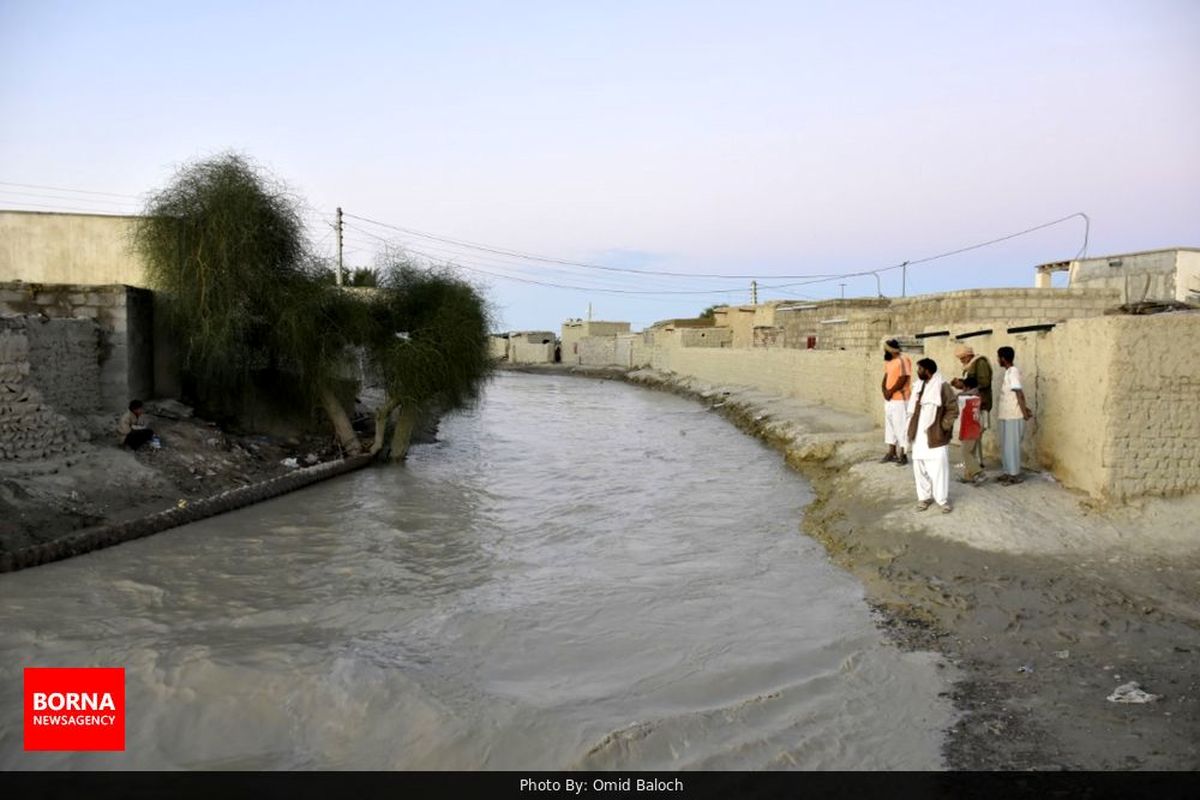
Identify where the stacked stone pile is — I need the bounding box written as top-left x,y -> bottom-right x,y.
0,318 -> 81,461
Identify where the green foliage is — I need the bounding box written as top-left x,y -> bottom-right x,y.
366,261 -> 494,413
133,153 -> 310,390
699,304 -> 720,320
134,152 -> 495,452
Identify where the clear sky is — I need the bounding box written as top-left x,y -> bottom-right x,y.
1,1 -> 1197,331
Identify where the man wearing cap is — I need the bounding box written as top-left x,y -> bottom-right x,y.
880,339 -> 913,466
950,344 -> 992,482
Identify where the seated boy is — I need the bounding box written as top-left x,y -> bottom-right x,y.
117,400 -> 155,450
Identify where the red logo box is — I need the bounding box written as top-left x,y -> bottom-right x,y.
24,667 -> 125,751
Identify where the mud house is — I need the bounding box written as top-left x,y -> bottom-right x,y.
488,333 -> 510,361
560,319 -> 630,366
507,331 -> 558,364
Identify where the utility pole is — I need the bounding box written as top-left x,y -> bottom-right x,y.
751,280 -> 758,304
901,260 -> 908,298
335,207 -> 344,287
839,282 -> 846,299
587,302 -> 592,322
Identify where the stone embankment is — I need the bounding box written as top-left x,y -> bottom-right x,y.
505,362 -> 1200,770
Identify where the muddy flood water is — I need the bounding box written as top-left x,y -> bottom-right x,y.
0,372 -> 956,769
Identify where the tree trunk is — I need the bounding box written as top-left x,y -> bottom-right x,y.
320,386 -> 363,456
370,401 -> 399,456
385,404 -> 421,462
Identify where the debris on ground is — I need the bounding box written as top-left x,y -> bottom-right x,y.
1107,682 -> 1161,704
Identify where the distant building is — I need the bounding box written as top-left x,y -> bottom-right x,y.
1036,247 -> 1200,304
560,319 -> 630,365
488,333 -> 510,361
507,331 -> 557,364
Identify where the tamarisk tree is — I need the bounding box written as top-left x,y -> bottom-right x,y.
364,262 -> 493,461
135,153 -> 494,462
133,153 -> 362,450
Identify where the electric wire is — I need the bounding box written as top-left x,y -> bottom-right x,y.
344,212 -> 838,280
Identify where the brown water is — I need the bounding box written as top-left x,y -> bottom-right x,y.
0,372 -> 955,769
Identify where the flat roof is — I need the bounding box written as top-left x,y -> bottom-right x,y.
1037,246 -> 1200,269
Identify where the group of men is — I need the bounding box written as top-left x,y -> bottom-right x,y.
881,339 -> 1033,513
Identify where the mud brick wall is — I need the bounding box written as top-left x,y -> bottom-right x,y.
1098,313 -> 1200,500
0,282 -> 156,411
650,311 -> 1200,502
0,317 -> 82,461
777,300 -> 891,351
578,335 -> 618,367
679,327 -> 731,348
24,317 -> 101,417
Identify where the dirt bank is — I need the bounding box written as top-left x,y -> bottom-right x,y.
0,400 -> 342,556
510,363 -> 1200,771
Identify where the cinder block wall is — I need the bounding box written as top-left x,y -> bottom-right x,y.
0,282 -> 156,411
643,312 -> 1200,501
0,317 -> 84,461
1099,314 -> 1200,499
578,335 -> 618,366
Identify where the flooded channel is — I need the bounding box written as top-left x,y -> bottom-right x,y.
0,372 -> 954,769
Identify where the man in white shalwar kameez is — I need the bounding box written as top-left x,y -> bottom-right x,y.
906,358 -> 957,514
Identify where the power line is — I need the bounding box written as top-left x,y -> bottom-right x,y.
0,189 -> 141,208
344,212 -> 838,280
0,180 -> 141,199
342,222 -> 759,296
758,212 -> 1091,292
341,222 -> 753,295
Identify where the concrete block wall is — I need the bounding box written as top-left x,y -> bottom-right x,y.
774,289 -> 1120,351
1100,313 -> 1200,499
509,336 -> 555,364
889,288 -> 1120,334
0,317 -> 83,461
651,338 -> 877,419
0,282 -> 156,412
578,335 -> 618,367
777,300 -> 891,351
679,327 -> 732,348
24,317 -> 102,417
648,312 -> 1200,501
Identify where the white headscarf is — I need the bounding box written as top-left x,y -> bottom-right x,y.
907,370 -> 944,416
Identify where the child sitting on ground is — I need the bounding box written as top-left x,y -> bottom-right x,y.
116,400 -> 156,450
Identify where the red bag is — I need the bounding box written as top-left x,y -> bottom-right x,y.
959,396 -> 982,441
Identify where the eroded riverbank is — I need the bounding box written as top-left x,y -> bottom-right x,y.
508,363 -> 1200,770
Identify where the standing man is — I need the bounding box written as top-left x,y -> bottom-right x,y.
995,346 -> 1033,485
880,339 -> 913,467
950,344 -> 992,482
906,358 -> 959,513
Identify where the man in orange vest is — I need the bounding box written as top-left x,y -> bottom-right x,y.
880,339 -> 913,466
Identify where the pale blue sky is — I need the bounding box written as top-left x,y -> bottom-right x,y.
1,1 -> 1197,330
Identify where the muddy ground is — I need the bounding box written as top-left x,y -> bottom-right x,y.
0,401 -> 341,554
512,363 -> 1200,771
